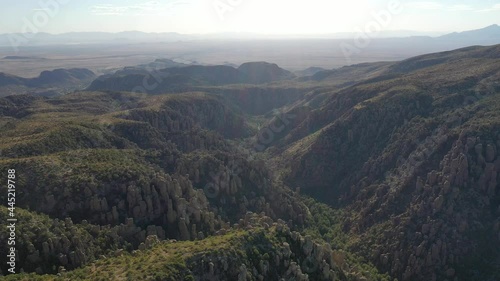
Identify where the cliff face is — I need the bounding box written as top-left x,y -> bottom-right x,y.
356,131 -> 500,281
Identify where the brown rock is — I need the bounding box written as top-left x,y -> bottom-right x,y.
433,195 -> 445,212
486,144 -> 496,162
416,177 -> 424,192
178,218 -> 190,240
427,171 -> 438,185
422,224 -> 430,234
475,144 -> 483,157
446,268 -> 456,277
416,242 -> 426,257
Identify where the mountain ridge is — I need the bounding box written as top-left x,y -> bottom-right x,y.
87,62 -> 296,93
0,68 -> 95,87
1,25 -> 499,46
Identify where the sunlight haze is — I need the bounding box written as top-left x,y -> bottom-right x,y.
1,0 -> 499,35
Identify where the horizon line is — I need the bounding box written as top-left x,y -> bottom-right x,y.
1,23 -> 499,37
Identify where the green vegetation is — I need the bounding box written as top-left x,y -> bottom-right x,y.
1,45 -> 499,280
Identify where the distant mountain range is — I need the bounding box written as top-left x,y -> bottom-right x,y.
0,25 -> 499,47
439,24 -> 500,41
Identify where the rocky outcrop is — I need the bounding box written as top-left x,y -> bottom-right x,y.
186,214 -> 353,281
275,45 -> 500,281
348,134 -> 500,280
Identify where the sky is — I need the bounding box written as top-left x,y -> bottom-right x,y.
0,0 -> 499,35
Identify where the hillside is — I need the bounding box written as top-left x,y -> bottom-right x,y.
273,44 -> 500,280
1,216 -> 364,281
87,62 -> 296,93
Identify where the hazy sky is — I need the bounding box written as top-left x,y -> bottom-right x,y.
1,0 -> 499,34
